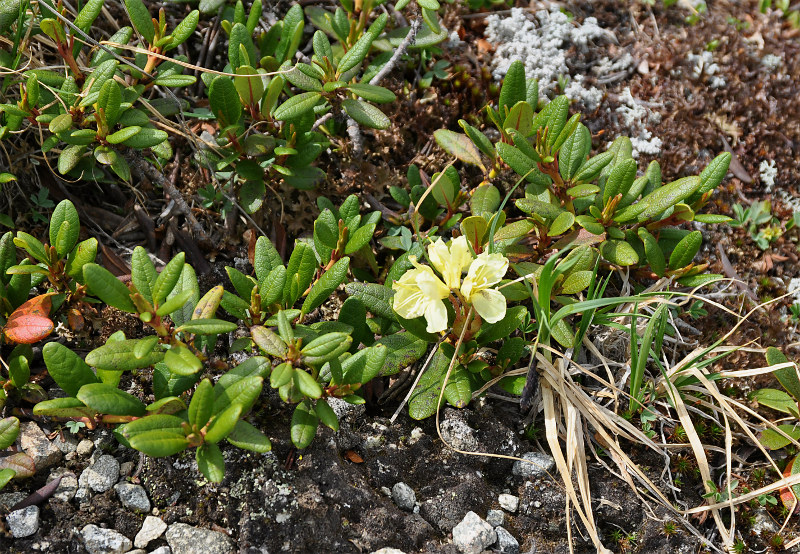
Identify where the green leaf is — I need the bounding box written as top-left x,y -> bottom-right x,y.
693,214 -> 733,224
58,144 -> 86,174
637,228 -> 665,277
301,332 -> 352,365
254,236 -> 282,281
458,119 -> 495,159
197,443 -> 225,482
226,420 -> 272,452
33,397 -> 94,419
614,177 -> 703,223
274,92 -> 321,121
153,252 -> 185,307
603,158 -> 637,206
443,365 -> 472,409
290,401 -> 318,448
177,319 -> 238,335
302,257 -> 350,315
188,379 -> 214,429
516,198 -> 564,221
373,333 -> 427,376
496,142 -> 542,184
547,211 -> 574,236
155,288 -> 194,318
84,263 -> 136,312
49,113 -> 73,134
767,347 -> 800,402
761,425 -> 800,450
478,305 -> 526,344
168,10 -> 200,51
573,151 -> 614,183
121,127 -> 169,148
498,60 -> 526,114
97,79 -> 122,128
342,99 -> 390,130
167,264 -> 199,327
347,84 -> 396,104
208,76 -> 241,128
345,223 -> 376,254
124,0 -> 154,44
314,399 -> 339,431
668,230 -> 702,269
205,403 -> 242,443
599,240 -> 639,266
213,375 -> 263,414
697,152 -> 731,196
293,369 -> 322,398
753,389 -> 799,417
559,123 -> 591,181
341,344 -> 387,385
270,362 -> 294,389
49,199 -> 80,257
461,216 -> 488,250
337,13 -> 387,75
283,242 -> 317,306
470,185 -> 501,218
434,130 -> 485,169
77,383 -> 146,416
251,326 -> 287,358
408,344 -> 451,420
85,339 -> 165,371
0,417 -> 19,450
43,342 -> 99,397
345,282 -> 395,320
106,126 -> 142,145
128,430 -> 190,457
164,345 -> 203,376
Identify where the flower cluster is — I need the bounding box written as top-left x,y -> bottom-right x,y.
392,237 -> 509,333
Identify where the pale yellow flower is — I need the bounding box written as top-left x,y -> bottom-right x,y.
427,236 -> 472,290
460,252 -> 509,324
392,258 -> 450,333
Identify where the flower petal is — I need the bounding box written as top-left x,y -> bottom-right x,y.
423,298 -> 449,333
427,239 -> 450,282
471,288 -> 507,324
462,252 -> 509,298
415,266 -> 450,300
392,281 -> 427,320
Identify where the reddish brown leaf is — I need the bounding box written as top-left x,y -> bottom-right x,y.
8,293 -> 53,321
344,450 -> 363,463
4,314 -> 55,344
0,452 -> 36,478
780,456 -> 800,513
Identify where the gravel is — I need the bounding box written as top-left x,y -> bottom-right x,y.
166,522 -> 235,554
511,451 -> 555,479
84,454 -> 120,492
17,422 -> 62,470
6,505 -> 39,538
114,482 -> 151,512
134,515 -> 167,548
494,526 -> 520,554
80,524 -> 133,554
391,482 -> 416,511
451,511 -> 496,554
486,509 -> 504,528
498,493 -> 519,513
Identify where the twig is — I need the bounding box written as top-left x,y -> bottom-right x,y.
311,112 -> 333,131
126,152 -> 208,242
346,116 -> 364,158
369,17 -> 421,87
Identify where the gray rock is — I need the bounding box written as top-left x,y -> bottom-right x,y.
75,469 -> 91,502
486,509 -> 504,528
80,524 -> 132,554
498,493 -> 519,513
127,550 -> 146,554
17,422 -> 62,470
327,396 -> 366,422
84,454 -> 120,492
166,523 -> 235,554
115,482 -> 151,512
134,515 -> 167,548
391,482 -> 416,511
452,511 -> 496,554
76,439 -> 94,457
149,548 -> 172,554
371,549 -> 406,554
494,527 -> 520,554
47,468 -> 78,502
6,505 -> 39,538
0,492 -> 26,511
512,452 -> 555,479
52,433 -> 78,454
439,415 -> 479,452
119,461 -> 134,477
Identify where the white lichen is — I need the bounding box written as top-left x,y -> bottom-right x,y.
761,53 -> 782,72
615,88 -> 662,158
759,159 -> 777,190
484,7 -> 616,100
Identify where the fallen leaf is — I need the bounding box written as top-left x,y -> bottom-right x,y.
344,450 -> 363,463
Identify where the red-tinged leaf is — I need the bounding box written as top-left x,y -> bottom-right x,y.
781,456 -> 800,513
0,452 -> 36,478
4,315 -> 54,344
8,293 -> 54,321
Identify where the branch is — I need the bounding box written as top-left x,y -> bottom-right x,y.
369,17 -> 421,87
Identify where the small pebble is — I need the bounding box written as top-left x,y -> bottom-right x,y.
498,493 -> 519,513
486,509 -> 504,528
391,482 -> 416,511
76,439 -> 94,457
452,511 -> 496,554
512,452 -> 555,479
134,515 -> 167,548
494,526 -> 520,554
6,505 -> 39,538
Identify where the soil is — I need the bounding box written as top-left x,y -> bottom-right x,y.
2,0 -> 800,553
